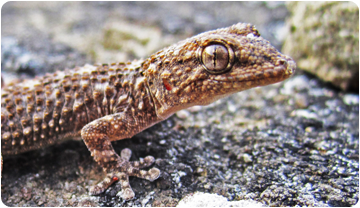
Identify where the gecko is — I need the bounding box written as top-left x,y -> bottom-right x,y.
1,23 -> 296,200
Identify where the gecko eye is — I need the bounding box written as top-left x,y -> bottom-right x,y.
200,43 -> 234,74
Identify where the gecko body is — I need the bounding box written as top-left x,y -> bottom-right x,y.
1,23 -> 296,200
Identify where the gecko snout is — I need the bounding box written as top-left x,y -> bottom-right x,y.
280,56 -> 296,76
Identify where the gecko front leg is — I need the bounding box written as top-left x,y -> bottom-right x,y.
81,113 -> 160,200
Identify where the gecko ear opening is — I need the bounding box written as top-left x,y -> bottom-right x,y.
198,41 -> 235,74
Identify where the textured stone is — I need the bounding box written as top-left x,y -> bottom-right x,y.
283,2 -> 359,91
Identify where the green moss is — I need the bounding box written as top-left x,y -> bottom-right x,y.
290,25 -> 296,33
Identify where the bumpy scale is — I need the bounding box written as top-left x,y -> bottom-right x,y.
1,23 -> 296,200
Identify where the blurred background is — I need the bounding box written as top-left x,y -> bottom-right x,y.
2,2 -> 357,92
1,2 -> 290,79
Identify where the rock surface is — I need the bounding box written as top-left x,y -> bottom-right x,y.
283,2 -> 359,92
176,192 -> 265,207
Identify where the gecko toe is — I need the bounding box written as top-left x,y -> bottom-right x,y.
89,185 -> 105,196
147,167 -> 161,181
120,148 -> 132,161
117,187 -> 135,201
89,172 -> 119,195
130,155 -> 155,168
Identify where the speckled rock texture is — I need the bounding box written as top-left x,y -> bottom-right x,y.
1,2 -> 359,207
176,192 -> 265,207
282,2 -> 359,92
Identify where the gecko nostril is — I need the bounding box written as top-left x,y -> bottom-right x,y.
278,59 -> 287,67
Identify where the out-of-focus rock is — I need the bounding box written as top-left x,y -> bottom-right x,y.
283,2 -> 359,91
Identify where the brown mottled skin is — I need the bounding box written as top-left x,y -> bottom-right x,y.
1,23 -> 296,200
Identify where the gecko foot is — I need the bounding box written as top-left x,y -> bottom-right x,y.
89,148 -> 160,200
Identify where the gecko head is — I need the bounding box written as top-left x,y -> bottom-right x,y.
144,23 -> 296,115
191,23 -> 296,105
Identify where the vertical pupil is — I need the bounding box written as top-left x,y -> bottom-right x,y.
211,46 -> 217,68
202,44 -> 229,73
